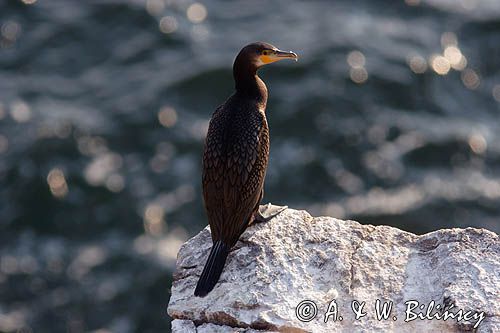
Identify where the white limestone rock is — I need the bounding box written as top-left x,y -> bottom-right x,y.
167,207 -> 499,332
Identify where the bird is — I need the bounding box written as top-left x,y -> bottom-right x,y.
194,42 -> 298,297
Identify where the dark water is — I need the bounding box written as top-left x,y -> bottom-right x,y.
1,0 -> 499,331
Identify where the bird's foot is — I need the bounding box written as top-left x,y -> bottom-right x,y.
254,203 -> 288,223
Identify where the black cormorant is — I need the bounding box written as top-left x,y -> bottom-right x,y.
194,42 -> 298,297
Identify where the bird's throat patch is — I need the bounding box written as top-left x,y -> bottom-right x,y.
260,55 -> 279,64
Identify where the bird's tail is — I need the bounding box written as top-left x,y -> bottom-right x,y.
194,240 -> 230,297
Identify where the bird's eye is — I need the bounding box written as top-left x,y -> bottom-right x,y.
262,50 -> 271,56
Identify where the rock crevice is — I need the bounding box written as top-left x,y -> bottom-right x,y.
168,207 -> 499,332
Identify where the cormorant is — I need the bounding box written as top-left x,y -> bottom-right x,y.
194,42 -> 298,297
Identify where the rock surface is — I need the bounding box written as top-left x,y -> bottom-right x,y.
167,207 -> 499,332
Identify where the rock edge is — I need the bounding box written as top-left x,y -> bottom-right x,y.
168,207 -> 499,332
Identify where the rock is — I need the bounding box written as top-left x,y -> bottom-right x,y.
167,206 -> 499,332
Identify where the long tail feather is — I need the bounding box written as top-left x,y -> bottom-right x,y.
194,241 -> 230,297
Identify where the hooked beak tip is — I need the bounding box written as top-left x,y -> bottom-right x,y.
276,50 -> 298,61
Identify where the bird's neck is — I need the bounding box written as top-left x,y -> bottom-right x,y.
233,65 -> 268,104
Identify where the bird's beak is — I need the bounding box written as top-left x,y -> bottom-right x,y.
260,49 -> 298,64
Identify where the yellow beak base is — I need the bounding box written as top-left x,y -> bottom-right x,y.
259,50 -> 298,64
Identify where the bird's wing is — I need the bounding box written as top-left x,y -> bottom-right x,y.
222,111 -> 268,242
202,106 -> 227,239
202,108 -> 268,244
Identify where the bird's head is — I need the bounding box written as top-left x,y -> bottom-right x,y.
234,42 -> 298,72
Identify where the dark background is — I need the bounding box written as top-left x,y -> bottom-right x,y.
1,0 -> 499,332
